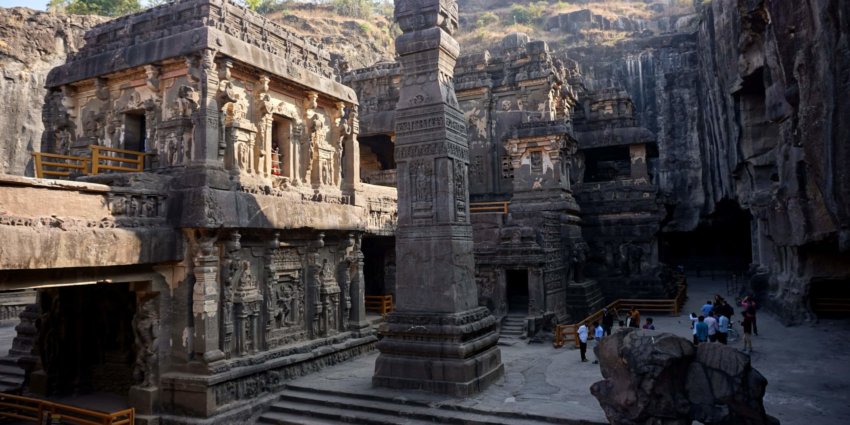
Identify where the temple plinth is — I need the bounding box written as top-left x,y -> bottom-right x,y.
371,0 -> 504,396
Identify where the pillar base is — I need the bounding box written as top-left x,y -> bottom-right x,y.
373,307 -> 504,397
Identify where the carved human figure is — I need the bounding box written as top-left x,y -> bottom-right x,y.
133,295 -> 159,388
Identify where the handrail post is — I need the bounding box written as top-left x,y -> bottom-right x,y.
33,153 -> 44,178
90,146 -> 99,175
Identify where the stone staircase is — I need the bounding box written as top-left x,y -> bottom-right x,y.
499,313 -> 527,342
0,357 -> 25,393
257,384 -> 575,425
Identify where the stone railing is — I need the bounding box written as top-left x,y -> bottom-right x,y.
362,169 -> 397,187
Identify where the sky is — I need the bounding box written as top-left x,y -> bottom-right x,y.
0,0 -> 46,9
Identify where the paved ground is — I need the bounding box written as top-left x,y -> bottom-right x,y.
286,275 -> 850,424
1,276 -> 848,423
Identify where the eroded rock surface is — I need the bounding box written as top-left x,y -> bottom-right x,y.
592,329 -> 779,425
0,8 -> 106,176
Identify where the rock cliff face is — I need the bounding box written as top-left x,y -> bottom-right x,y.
696,0 -> 850,322
0,8 -> 105,176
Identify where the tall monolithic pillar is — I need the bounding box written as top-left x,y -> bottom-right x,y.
372,0 -> 504,396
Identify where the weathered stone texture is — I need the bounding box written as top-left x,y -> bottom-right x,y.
695,0 -> 850,322
0,8 -> 106,176
592,329 -> 779,425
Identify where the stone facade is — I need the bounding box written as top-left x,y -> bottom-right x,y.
1,1 -> 398,422
572,88 -> 670,299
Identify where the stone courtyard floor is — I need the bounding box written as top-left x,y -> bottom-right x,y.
2,276 -> 849,424
282,275 -> 850,424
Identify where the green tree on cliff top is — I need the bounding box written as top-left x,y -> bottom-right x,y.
47,0 -> 143,16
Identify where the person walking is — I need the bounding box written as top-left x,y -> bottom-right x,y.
701,300 -> 713,317
592,321 -> 604,364
689,312 -> 699,344
695,315 -> 709,344
628,307 -> 640,328
741,311 -> 754,353
578,323 -> 589,362
705,311 -> 718,342
742,296 -> 759,336
602,308 -> 615,336
717,312 -> 729,344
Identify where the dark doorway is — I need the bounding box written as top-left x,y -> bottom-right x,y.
659,199 -> 752,274
810,279 -> 850,318
123,111 -> 146,153
37,283 -> 136,396
362,236 -> 395,298
505,269 -> 528,313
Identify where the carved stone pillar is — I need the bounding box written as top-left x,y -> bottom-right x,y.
343,106 -> 361,192
220,230 -> 240,357
305,233 -> 324,338
191,230 -> 224,364
373,0 -> 503,397
256,75 -> 274,179
348,234 -> 369,331
192,49 -> 221,165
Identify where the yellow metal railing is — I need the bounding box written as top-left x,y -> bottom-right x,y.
0,392 -> 134,425
554,275 -> 688,348
33,145 -> 146,179
90,145 -> 146,175
470,201 -> 510,214
32,152 -> 90,179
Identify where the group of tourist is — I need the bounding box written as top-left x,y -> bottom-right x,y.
690,294 -> 758,353
577,307 -> 656,363
577,293 -> 762,364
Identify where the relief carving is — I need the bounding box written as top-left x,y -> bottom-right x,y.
133,293 -> 159,388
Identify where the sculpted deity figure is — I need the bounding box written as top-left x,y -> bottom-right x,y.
133,295 -> 160,388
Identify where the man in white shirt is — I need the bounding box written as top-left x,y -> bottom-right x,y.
717,313 -> 730,344
578,323 -> 589,362
704,312 -> 719,342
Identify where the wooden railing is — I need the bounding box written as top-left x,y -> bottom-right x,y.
0,393 -> 134,425
470,201 -> 510,214
33,146 -> 146,180
32,152 -> 90,179
554,276 -> 688,348
90,145 -> 146,175
365,294 -> 394,315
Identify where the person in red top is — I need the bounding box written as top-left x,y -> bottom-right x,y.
741,311 -> 754,353
741,295 -> 759,336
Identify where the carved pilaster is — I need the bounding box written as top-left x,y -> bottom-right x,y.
192,49 -> 221,165
191,230 -> 224,364
220,230 -> 241,357
349,234 -> 369,331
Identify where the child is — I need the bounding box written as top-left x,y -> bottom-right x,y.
642,317 -> 655,330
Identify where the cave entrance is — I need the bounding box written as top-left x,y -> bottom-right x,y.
659,199 -> 752,275
36,283 -> 137,397
810,279 -> 850,319
505,269 -> 529,314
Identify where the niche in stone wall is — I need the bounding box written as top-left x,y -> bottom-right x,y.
359,134 -> 396,186
271,115 -> 293,177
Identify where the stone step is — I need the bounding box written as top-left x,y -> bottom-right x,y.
258,384 -> 571,425
0,362 -> 25,377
